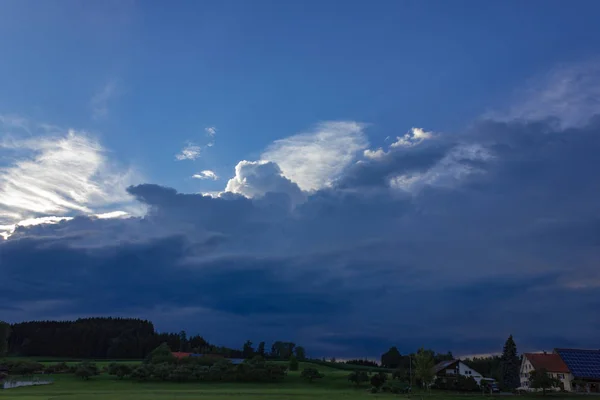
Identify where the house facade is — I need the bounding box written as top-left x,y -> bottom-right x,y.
520,352 -> 572,392
433,360 -> 484,385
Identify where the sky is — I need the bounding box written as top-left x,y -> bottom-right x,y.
1,0 -> 600,358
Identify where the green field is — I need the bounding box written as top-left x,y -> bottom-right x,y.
1,361 -> 373,399
0,361 -> 578,400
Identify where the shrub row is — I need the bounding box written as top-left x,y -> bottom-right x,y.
101,358 -> 288,383
308,359 -> 393,373
432,375 -> 480,392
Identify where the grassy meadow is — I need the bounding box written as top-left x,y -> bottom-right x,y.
0,360 -> 580,400
2,361 -> 369,399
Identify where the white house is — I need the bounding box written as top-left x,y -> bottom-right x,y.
519,352 -> 572,392
433,360 -> 484,385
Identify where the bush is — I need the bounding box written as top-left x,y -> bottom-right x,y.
289,355 -> 299,371
370,386 -> 379,393
131,365 -> 153,381
8,361 -> 43,376
348,370 -> 369,386
301,367 -> 324,383
45,362 -> 70,374
382,381 -> 405,394
433,375 -> 480,392
75,366 -> 93,380
108,363 -> 133,379
72,362 -> 98,381
169,365 -> 194,382
153,363 -> 172,381
145,343 -> 177,365
370,372 -> 387,389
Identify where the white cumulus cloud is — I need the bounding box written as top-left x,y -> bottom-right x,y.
175,143 -> 202,161
225,160 -> 305,205
261,121 -> 368,192
364,148 -> 387,160
390,127 -> 434,148
193,170 -> 218,180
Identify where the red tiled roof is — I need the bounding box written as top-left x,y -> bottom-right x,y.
525,353 -> 569,373
171,352 -> 191,359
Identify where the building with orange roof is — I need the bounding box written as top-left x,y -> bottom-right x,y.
520,352 -> 572,391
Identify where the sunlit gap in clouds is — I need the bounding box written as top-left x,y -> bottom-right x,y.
0,118 -> 143,239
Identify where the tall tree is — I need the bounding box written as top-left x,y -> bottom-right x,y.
242,340 -> 254,359
257,341 -> 266,357
270,342 -> 279,358
414,347 -> 435,389
270,341 -> 295,359
178,330 -> 188,352
295,346 -> 306,360
0,321 -> 10,356
500,335 -> 520,390
381,346 -> 402,369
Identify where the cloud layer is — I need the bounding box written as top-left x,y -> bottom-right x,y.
0,121 -> 140,238
3,112 -> 600,356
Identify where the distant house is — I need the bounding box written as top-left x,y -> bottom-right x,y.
520,352 -> 571,391
555,348 -> 600,393
433,360 -> 484,385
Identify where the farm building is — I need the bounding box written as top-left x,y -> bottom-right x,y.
519,352 -> 571,391
555,348 -> 600,393
519,349 -> 600,393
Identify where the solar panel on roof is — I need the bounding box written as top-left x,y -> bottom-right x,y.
556,349 -> 600,379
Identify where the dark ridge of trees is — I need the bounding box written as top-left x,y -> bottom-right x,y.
0,321 -> 9,357
7,318 -> 221,359
8,318 -> 158,358
380,347 -> 454,370
5,318 -> 297,360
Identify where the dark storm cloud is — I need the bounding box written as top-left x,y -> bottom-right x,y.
2,117 -> 600,356
337,140 -> 454,189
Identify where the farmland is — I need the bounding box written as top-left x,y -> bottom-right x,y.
0,359 -> 581,400
2,360 -> 388,400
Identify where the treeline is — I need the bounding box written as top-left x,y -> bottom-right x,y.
380,346 -> 454,369
3,318 -> 305,361
7,318 -> 202,359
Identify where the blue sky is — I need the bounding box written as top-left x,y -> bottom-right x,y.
1,0 -> 600,358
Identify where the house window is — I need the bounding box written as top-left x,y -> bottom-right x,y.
557,374 -> 564,379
